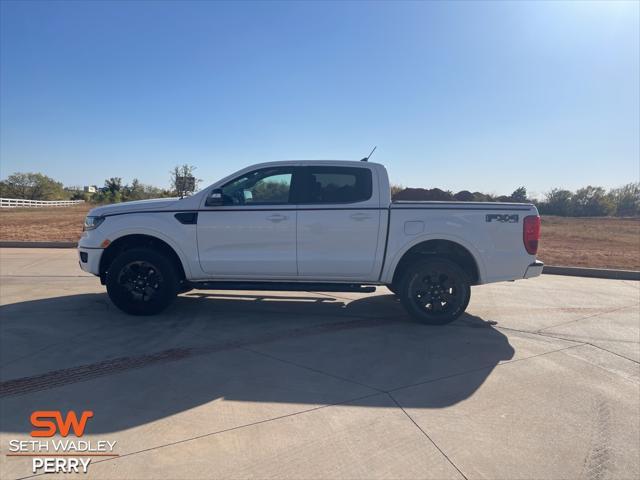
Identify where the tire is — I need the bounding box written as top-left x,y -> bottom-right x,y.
106,248 -> 179,315
399,258 -> 471,325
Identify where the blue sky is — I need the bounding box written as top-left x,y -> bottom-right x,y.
1,0 -> 638,197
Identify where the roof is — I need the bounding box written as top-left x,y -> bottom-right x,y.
237,159 -> 384,169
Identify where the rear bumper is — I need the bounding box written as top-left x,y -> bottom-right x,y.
524,260 -> 544,279
78,247 -> 103,276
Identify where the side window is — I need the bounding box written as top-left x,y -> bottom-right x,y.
305,167 -> 372,204
221,168 -> 293,205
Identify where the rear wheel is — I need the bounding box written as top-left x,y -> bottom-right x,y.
399,258 -> 470,325
106,248 -> 179,315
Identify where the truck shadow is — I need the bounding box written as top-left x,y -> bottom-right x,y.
0,291 -> 514,434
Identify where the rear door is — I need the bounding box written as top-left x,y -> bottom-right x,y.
296,166 -> 382,280
197,166 -> 300,278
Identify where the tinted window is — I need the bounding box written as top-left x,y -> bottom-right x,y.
221,168 -> 292,205
305,167 -> 372,204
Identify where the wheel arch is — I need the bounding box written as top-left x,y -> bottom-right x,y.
99,233 -> 188,284
387,236 -> 485,287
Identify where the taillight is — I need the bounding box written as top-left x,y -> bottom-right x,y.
523,215 -> 541,255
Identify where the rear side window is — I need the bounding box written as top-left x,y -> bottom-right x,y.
303,167 -> 372,204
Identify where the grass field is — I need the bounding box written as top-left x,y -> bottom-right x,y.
0,206 -> 638,270
0,204 -> 91,242
539,216 -> 639,270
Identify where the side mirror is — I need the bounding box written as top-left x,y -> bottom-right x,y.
205,188 -> 224,207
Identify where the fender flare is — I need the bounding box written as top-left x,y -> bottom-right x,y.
381,232 -> 487,285
105,227 -> 194,279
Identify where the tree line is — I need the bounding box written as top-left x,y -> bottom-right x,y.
390,183 -> 639,217
0,169 -> 637,217
0,165 -> 200,204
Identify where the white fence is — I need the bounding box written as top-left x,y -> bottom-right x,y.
0,198 -> 85,208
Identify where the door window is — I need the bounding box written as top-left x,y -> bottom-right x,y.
221,168 -> 293,205
303,167 -> 372,204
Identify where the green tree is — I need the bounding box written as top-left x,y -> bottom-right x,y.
143,184 -> 173,198
510,186 -> 528,203
608,182 -> 640,217
541,188 -> 573,216
90,177 -> 124,203
123,178 -> 144,201
70,191 -> 91,201
0,172 -> 65,200
453,190 -> 475,201
104,177 -> 122,195
472,192 -> 492,202
170,164 -> 201,197
571,186 -> 615,216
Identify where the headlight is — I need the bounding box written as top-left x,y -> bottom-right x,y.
83,216 -> 105,231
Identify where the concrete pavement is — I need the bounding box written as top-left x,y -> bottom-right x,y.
0,248 -> 638,479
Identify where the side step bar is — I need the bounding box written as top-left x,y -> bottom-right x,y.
189,281 -> 377,293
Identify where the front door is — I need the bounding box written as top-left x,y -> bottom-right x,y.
197,167 -> 298,277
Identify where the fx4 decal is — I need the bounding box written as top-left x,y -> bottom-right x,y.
486,214 -> 519,223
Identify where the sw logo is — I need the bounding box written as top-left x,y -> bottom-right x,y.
30,410 -> 94,437
9,411 -> 118,474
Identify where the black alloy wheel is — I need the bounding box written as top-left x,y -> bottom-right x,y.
400,259 -> 471,324
106,248 -> 179,315
117,260 -> 164,302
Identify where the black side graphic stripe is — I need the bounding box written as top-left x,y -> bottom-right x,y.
102,205 -> 532,217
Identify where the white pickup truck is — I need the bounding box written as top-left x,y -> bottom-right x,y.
79,160 -> 542,324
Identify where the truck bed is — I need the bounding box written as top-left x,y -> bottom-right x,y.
381,201 -> 538,285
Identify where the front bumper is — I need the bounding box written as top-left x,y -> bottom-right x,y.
78,247 -> 103,276
524,260 -> 544,279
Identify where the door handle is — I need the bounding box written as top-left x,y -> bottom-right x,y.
350,213 -> 371,221
267,214 -> 288,223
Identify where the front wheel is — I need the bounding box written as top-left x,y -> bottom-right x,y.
106,248 -> 179,315
399,258 -> 471,325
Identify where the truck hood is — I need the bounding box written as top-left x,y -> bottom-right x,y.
88,198 -> 181,217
